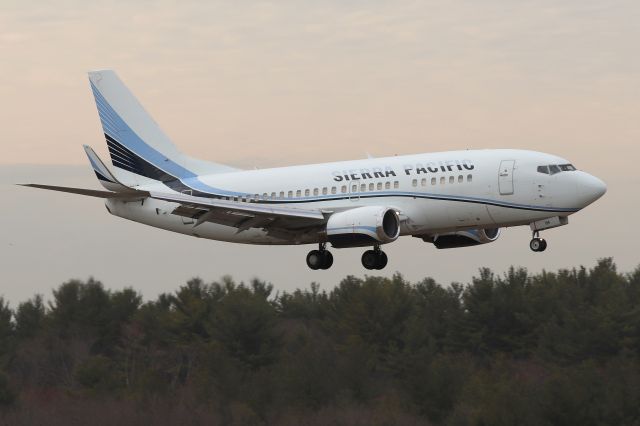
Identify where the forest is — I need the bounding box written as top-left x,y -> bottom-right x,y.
0,258 -> 639,425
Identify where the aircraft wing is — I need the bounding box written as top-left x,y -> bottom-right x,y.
148,191 -> 327,232
19,182 -> 327,233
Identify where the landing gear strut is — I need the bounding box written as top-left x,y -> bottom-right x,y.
362,246 -> 388,270
529,231 -> 547,252
306,243 -> 333,270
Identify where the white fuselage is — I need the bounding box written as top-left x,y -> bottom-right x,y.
105,148 -> 606,246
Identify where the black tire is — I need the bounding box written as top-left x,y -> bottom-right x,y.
529,238 -> 541,252
539,239 -> 547,252
361,250 -> 378,270
321,251 -> 334,269
375,251 -> 388,270
306,250 -> 322,270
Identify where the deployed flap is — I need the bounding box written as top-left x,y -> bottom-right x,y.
149,191 -> 326,231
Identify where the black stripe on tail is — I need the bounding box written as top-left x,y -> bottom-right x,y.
104,133 -> 218,198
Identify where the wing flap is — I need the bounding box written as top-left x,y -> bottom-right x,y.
149,191 -> 326,231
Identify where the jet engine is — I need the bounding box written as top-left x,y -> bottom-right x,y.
423,228 -> 501,249
326,206 -> 400,248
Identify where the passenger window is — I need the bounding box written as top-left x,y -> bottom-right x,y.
296,190 -> 301,197
352,184 -> 357,192
440,177 -> 445,185
341,185 -> 347,193
377,182 -> 382,190
305,189 -> 310,196
369,183 -> 374,191
279,191 -> 284,199
393,181 -> 399,189
412,179 -> 417,187
288,191 -> 293,198
537,165 -> 550,174
549,165 -> 561,175
421,178 -> 426,186
322,187 -> 328,195
431,177 -> 436,185
458,175 -> 463,183
360,184 -> 366,192
271,192 -> 276,199
262,193 -> 268,199
385,182 -> 391,190
331,187 -> 336,194
449,176 -> 454,184
313,188 -> 319,196
467,174 -> 472,182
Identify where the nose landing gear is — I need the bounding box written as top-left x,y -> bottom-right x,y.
306,243 -> 334,270
529,231 -> 547,252
362,246 -> 388,270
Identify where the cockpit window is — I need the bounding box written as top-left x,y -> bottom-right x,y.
538,163 -> 577,175
549,165 -> 561,175
559,164 -> 576,171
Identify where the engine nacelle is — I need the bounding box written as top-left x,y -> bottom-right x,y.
425,228 -> 501,249
326,206 -> 400,248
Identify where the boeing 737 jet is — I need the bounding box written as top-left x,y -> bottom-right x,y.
22,70 -> 607,270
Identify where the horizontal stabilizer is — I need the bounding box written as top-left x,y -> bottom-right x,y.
83,145 -> 137,192
18,184 -> 148,199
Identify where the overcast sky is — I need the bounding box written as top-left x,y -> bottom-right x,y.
1,0 -> 639,303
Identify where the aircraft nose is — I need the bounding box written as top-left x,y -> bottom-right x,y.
578,173 -> 607,205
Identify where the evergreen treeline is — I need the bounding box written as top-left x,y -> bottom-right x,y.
1,258 -> 640,425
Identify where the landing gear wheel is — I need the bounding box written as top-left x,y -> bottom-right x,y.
306,245 -> 334,270
306,250 -> 323,270
320,251 -> 333,269
362,250 -> 378,270
538,239 -> 547,252
362,249 -> 388,270
529,238 -> 547,252
375,251 -> 388,270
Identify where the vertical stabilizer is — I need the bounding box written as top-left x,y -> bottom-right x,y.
88,70 -> 238,187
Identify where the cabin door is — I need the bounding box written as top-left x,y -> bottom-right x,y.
498,160 -> 515,195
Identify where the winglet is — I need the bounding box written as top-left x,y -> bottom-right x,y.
83,145 -> 136,192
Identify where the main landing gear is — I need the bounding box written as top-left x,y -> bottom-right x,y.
361,246 -> 388,270
306,243 -> 333,270
305,244 -> 390,270
529,231 -> 547,252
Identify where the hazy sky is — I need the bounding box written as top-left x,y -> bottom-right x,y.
1,1 -> 639,303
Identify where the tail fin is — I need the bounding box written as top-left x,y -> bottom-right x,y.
88,70 -> 238,187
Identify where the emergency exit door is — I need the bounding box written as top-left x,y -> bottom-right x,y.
498,160 -> 515,195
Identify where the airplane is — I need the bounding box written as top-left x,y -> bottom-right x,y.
21,70 -> 607,270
